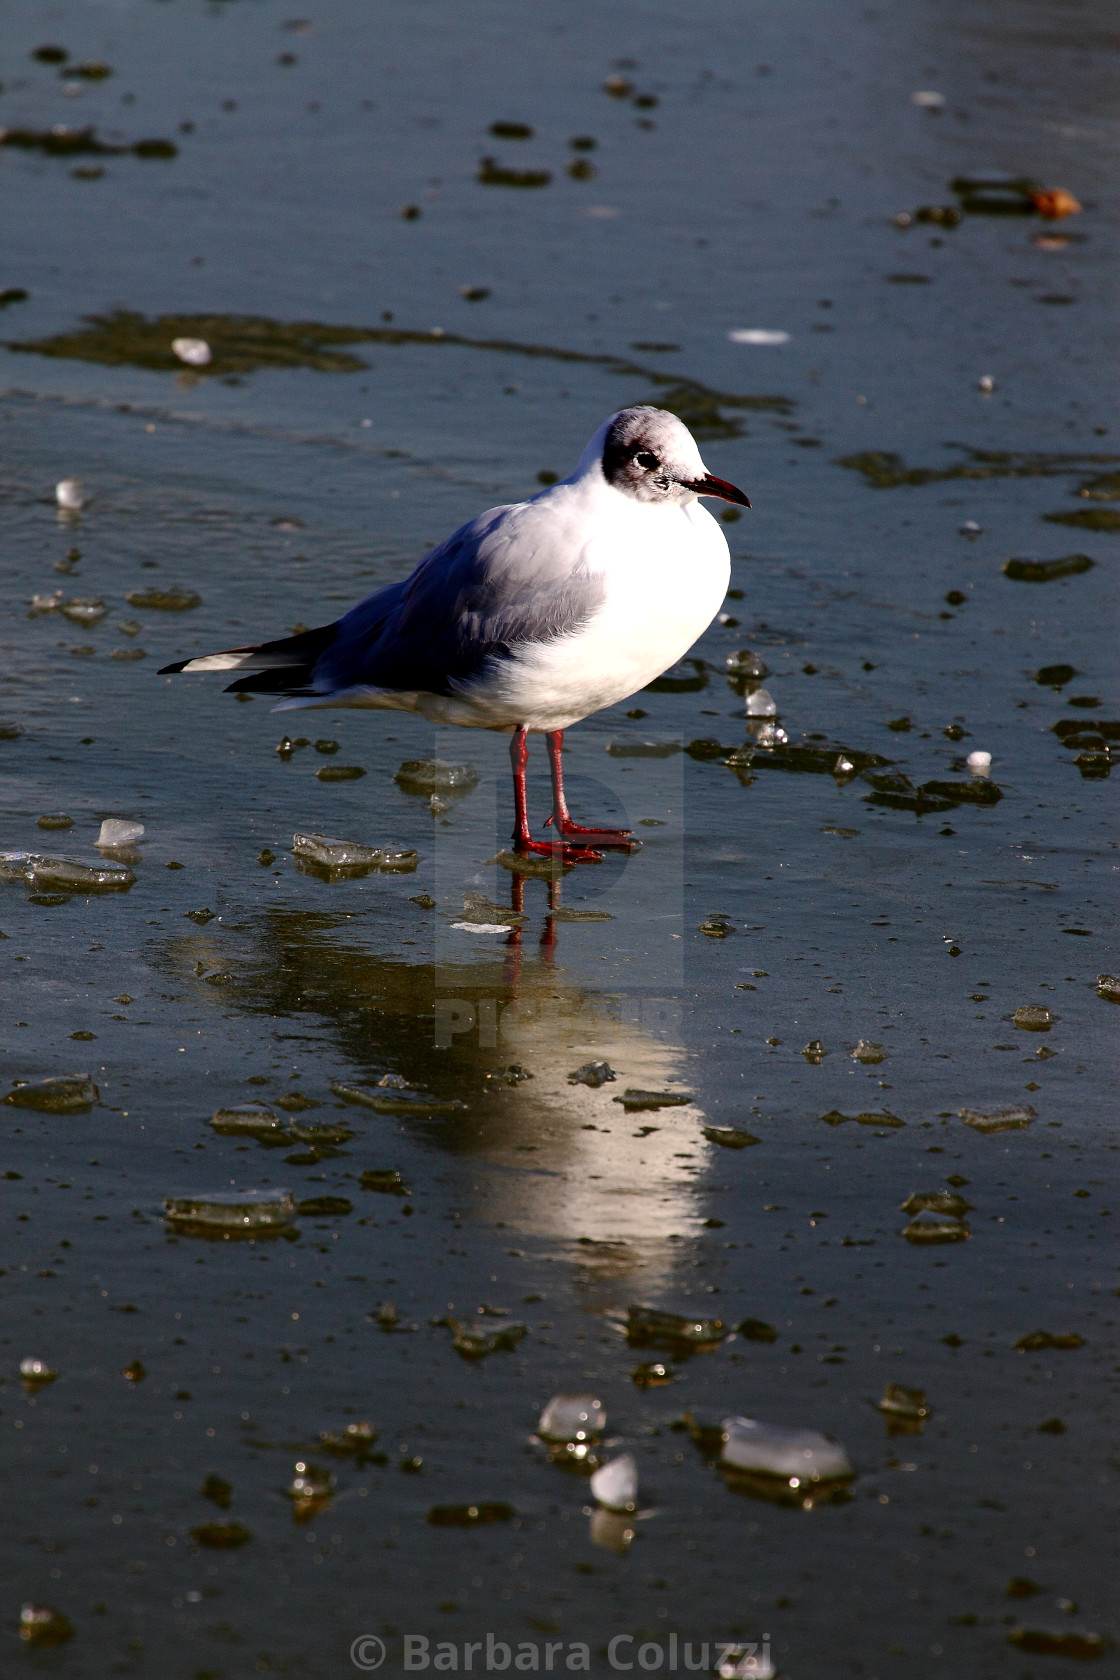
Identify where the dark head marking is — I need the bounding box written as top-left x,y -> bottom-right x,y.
600,406 -> 750,508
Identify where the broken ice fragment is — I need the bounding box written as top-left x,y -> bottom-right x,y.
967,750 -> 992,776
359,1169 -> 409,1195
612,1088 -> 691,1112
901,1191 -> 971,1217
449,1318 -> 526,1359
726,649 -> 769,680
878,1383 -> 930,1434
292,832 -> 417,876
55,478 -> 85,510
37,814 -> 73,830
1014,1330 -> 1084,1352
287,1459 -> 333,1520
61,597 -> 106,626
0,851 -> 134,893
296,1195 -> 352,1217
720,1416 -> 853,1502
902,1209 -> 969,1244
1013,1005 -> 1053,1031
334,1079 -> 464,1113
171,336 -> 211,366
568,1060 -> 616,1088
802,1039 -> 826,1064
20,1604 -> 73,1647
3,1074 -> 98,1112
851,1039 -> 885,1063
1095,973 -> 1120,1003
1002,554 -> 1094,583
702,1125 -> 759,1148
631,1361 -> 673,1387
590,1453 -> 638,1512
19,1356 -> 58,1387
97,818 -> 144,849
320,1421 -> 378,1457
163,1188 -> 297,1237
394,759 -> 478,798
537,1392 -> 606,1446
626,1305 -> 727,1352
745,687 -> 777,717
122,1359 -> 146,1382
959,1104 -> 1035,1133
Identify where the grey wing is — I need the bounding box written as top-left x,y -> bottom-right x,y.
314,502 -> 606,698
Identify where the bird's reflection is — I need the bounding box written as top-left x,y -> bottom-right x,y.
175,863 -> 713,1280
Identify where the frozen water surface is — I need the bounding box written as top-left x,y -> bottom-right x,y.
0,0 -> 1116,1669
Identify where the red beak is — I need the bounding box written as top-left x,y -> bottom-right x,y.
685,473 -> 751,508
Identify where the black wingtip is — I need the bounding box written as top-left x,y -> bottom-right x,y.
158,659 -> 190,675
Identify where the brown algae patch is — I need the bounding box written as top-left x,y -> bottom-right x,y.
837,447 -> 1118,489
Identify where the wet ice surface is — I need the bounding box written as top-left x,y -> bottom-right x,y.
0,0 -> 1117,1672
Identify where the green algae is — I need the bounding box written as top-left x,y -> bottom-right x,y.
7,311 -> 792,433
837,447 -> 1119,489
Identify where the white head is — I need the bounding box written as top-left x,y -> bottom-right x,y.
577,406 -> 750,508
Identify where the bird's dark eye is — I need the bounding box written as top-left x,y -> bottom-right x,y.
635,450 -> 660,470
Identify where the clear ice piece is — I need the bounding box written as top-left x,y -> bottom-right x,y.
851,1039 -> 886,1063
0,851 -> 134,893
61,598 -> 107,626
959,1104 -> 1035,1133
208,1104 -> 286,1136
19,1356 -> 58,1385
720,1417 -> 853,1484
98,818 -> 144,849
394,759 -> 479,796
1013,1005 -> 1052,1031
967,750 -> 992,776
589,1452 -> 638,1511
163,1188 -> 297,1234
292,832 -> 419,875
172,336 -> 212,366
55,478 -> 85,510
717,1648 -> 776,1680
537,1393 -> 606,1443
744,687 -> 776,717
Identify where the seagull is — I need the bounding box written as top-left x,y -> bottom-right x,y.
160,406 -> 749,863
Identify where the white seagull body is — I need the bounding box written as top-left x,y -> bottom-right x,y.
162,406 -> 749,862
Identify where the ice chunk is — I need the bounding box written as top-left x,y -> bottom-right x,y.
172,336 -> 212,366
568,1060 -> 616,1088
967,750 -> 992,776
1096,973 -> 1120,1003
287,1459 -> 333,1520
878,1383 -> 930,1434
1008,1630 -> 1107,1659
320,1421 -> 379,1457
1014,1330 -> 1084,1352
959,1104 -> 1035,1133
3,1075 -> 98,1112
61,597 -> 106,626
631,1361 -> 674,1387
163,1188 -> 297,1237
702,1125 -> 760,1148
36,814 -> 73,830
902,1209 -> 969,1244
0,851 -> 134,893
333,1079 -> 465,1113
55,478 -> 85,510
126,586 -> 202,610
901,1190 -> 971,1217
394,758 -> 478,796
590,1452 -> 638,1511
449,1318 -> 526,1359
537,1393 -> 606,1444
744,687 -> 776,717
749,721 -> 788,746
726,649 -> 769,680
626,1305 -> 727,1352
19,1356 -> 58,1387
97,818 -> 144,849
192,1521 -> 252,1548
851,1039 -> 886,1063
911,89 -> 945,108
30,591 -> 63,615
292,832 -> 418,876
721,1416 -> 853,1487
612,1088 -> 691,1112
1013,1005 -> 1052,1031
20,1604 -> 73,1647
208,1104 -> 287,1137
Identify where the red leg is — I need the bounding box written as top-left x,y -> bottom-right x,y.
509,728 -> 602,864
544,730 -> 641,851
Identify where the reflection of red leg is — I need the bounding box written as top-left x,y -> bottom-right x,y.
509,727 -> 602,864
544,730 -> 641,851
